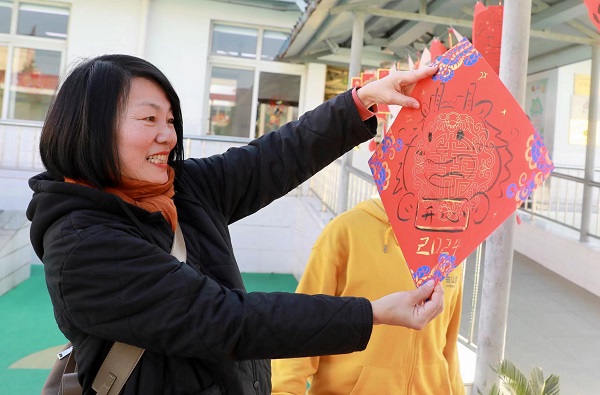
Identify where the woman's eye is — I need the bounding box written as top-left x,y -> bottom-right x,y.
143,116 -> 156,122
167,118 -> 175,124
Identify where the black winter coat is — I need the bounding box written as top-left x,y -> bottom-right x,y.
27,90 -> 376,394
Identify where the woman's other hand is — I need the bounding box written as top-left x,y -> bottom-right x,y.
356,66 -> 438,110
371,280 -> 444,330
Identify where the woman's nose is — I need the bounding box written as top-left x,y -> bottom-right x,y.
157,126 -> 176,145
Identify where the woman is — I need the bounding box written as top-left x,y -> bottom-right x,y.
27,54 -> 441,394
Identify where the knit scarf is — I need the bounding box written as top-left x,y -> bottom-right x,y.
65,167 -> 177,232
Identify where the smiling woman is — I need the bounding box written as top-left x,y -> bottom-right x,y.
27,54 -> 444,394
117,78 -> 177,185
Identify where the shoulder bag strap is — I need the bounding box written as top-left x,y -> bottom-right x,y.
91,222 -> 187,394
91,343 -> 144,395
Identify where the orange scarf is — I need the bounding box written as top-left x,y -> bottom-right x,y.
65,167 -> 177,232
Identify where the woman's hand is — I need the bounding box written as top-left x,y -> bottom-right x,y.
356,66 -> 438,110
371,280 -> 444,330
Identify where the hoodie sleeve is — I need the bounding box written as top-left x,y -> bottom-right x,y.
181,89 -> 377,224
443,264 -> 466,395
271,216 -> 350,394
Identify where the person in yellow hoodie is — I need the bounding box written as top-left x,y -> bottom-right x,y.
271,197 -> 465,395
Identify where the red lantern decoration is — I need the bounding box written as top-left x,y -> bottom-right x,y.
368,138 -> 378,152
584,0 -> 600,32
351,77 -> 362,88
472,1 -> 503,74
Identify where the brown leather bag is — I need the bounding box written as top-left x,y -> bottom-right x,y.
40,344 -> 79,395
41,222 -> 187,394
41,342 -> 144,395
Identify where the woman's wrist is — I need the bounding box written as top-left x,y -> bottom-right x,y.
355,86 -> 376,109
352,87 -> 377,120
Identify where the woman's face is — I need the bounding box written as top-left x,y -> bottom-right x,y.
117,77 -> 177,184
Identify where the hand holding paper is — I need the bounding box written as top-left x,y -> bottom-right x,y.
356,66 -> 438,110
371,280 -> 444,329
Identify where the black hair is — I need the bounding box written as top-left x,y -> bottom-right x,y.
39,54 -> 184,188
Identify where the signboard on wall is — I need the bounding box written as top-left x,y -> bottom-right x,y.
525,78 -> 548,138
569,74 -> 593,146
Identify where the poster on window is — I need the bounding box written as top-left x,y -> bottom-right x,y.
368,38 -> 554,288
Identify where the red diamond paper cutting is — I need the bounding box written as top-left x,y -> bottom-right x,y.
368,38 -> 554,288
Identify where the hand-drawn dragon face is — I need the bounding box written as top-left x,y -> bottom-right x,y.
407,111 -> 498,231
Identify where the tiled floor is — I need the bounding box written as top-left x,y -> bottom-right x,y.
503,252 -> 600,394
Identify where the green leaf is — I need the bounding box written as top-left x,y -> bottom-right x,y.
486,360 -> 560,395
489,383 -> 503,395
529,366 -> 544,394
542,374 -> 560,395
494,359 -> 530,395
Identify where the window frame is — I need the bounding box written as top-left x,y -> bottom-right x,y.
206,20 -> 306,139
0,0 -> 68,123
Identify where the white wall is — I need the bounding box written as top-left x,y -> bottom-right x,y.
67,0 -> 147,62
230,193 -> 334,278
553,59 -> 600,168
303,63 -> 327,112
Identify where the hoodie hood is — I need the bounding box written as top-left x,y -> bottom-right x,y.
353,198 -> 396,253
353,198 -> 388,224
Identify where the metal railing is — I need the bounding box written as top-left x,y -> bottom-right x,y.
308,160 -> 379,214
520,170 -> 600,239
0,122 -> 252,172
0,121 -> 44,171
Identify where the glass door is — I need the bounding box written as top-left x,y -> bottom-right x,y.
255,71 -> 300,138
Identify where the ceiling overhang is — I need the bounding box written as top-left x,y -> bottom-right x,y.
278,0 -> 600,75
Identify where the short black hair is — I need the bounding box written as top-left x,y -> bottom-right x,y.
40,54 -> 184,188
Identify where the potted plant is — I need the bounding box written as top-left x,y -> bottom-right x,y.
479,359 -> 560,395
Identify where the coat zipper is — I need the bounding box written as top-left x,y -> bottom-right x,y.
252,360 -> 259,395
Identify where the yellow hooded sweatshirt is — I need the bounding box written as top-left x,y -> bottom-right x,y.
271,198 -> 465,395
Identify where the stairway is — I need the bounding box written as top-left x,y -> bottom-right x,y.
0,210 -> 35,296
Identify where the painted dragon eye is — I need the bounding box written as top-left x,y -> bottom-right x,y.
428,132 -> 433,142
457,130 -> 464,140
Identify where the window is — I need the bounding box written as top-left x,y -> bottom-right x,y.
256,72 -> 299,137
208,22 -> 302,138
9,47 -> 60,121
0,1 -> 68,122
261,30 -> 287,61
211,24 -> 258,59
0,47 -> 6,112
209,67 -> 254,137
17,2 -> 68,39
0,1 -> 11,34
